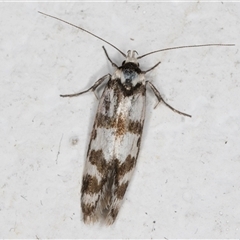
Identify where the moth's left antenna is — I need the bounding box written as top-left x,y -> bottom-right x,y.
38,11 -> 126,57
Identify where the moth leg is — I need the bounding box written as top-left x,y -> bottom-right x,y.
102,46 -> 118,68
146,81 -> 191,118
60,74 -> 111,98
142,61 -> 161,74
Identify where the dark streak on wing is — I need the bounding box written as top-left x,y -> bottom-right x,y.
89,149 -> 107,174
82,149 -> 132,197
81,202 -> 96,220
115,181 -> 129,199
81,174 -> 103,194
96,113 -> 142,136
117,155 -> 136,178
128,120 -> 142,135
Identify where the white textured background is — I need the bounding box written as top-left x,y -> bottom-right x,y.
0,2 -> 239,238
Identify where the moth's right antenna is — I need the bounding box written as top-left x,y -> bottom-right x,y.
38,11 -> 126,58
138,44 -> 235,59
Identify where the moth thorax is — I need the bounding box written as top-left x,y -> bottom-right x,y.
121,61 -> 142,90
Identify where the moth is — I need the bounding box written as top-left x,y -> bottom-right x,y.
39,11 -> 234,225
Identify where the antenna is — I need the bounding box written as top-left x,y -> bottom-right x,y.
39,12 -> 234,60
38,11 -> 126,57
137,43 -> 235,59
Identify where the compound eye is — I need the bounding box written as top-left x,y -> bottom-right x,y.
122,60 -> 126,65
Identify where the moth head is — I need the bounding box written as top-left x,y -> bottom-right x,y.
124,50 -> 139,65
120,50 -> 142,90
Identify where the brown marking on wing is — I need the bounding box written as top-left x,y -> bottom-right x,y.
116,181 -> 129,199
129,120 -> 142,135
96,113 -> 143,137
103,96 -> 111,114
109,207 -> 119,223
81,202 -> 96,218
81,174 -> 103,194
91,128 -> 97,140
115,113 -> 126,137
117,155 -> 136,178
89,149 -> 107,175
96,113 -> 114,129
104,181 -> 129,224
137,136 -> 141,148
